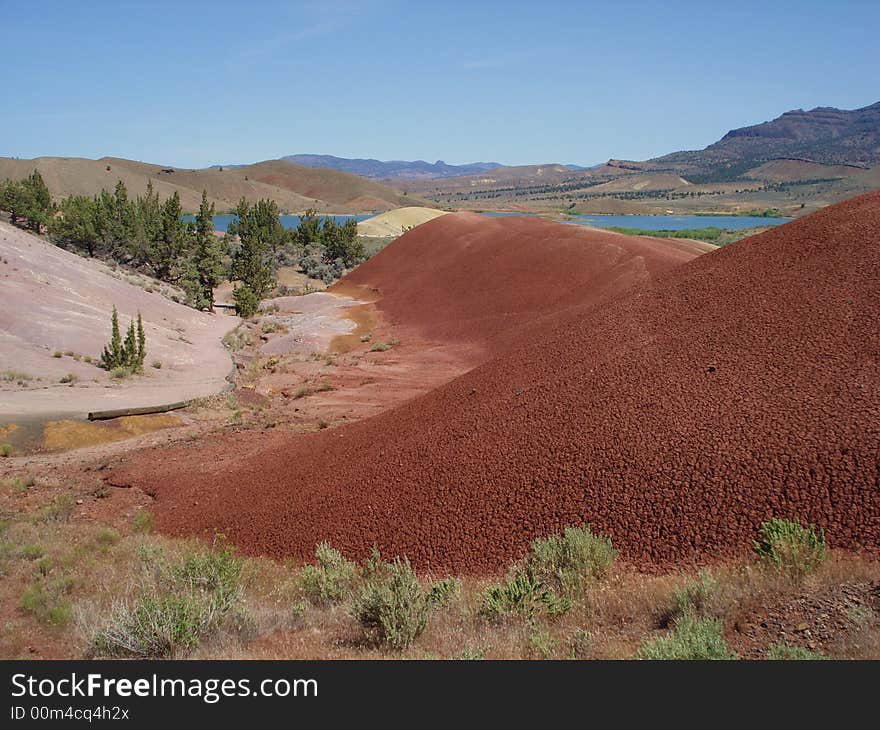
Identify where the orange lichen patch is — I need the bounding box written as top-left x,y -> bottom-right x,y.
42,414 -> 182,452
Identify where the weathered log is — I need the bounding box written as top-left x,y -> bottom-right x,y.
87,401 -> 188,421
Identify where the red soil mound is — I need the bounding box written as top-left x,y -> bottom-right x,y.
332,212 -> 703,358
110,195 -> 880,573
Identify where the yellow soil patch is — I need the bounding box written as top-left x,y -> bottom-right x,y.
329,304 -> 378,354
0,424 -> 19,441
357,207 -> 449,237
42,414 -> 182,452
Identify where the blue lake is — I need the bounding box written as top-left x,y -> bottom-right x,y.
479,211 -> 791,231
188,211 -> 790,233
182,213 -> 371,232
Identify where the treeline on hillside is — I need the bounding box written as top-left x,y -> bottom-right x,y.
0,171 -> 54,232
49,181 -> 225,311
0,173 -> 367,317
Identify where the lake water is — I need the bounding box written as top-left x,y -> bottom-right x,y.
189,211 -> 790,234
479,211 -> 791,231
182,213 -> 371,233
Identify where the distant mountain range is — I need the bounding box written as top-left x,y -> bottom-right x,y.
653,101 -> 880,180
279,155 -> 504,180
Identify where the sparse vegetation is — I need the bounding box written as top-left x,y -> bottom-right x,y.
481,571 -> 570,622
86,542 -> 247,658
21,577 -> 73,626
132,510 -> 153,535
349,555 -> 432,650
299,542 -> 358,606
100,306 -> 147,374
2,370 -> 33,383
766,641 -> 826,660
672,570 -> 717,620
754,518 -> 828,578
637,614 -> 737,660
525,525 -> 616,597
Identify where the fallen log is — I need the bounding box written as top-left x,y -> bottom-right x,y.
87,401 -> 189,421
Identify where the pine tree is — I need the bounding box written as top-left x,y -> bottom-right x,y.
101,306 -> 124,369
136,312 -> 146,371
21,171 -> 53,233
184,190 -> 225,311
153,191 -> 186,282
123,320 -> 137,370
230,197 -> 274,304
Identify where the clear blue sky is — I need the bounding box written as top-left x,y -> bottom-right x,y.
2,0 -> 878,168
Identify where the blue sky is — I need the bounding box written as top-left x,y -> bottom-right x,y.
2,0 -> 878,167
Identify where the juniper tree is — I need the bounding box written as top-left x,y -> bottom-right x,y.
230,197 -> 274,303
184,191 -> 225,311
100,306 -> 124,369
122,319 -> 137,370
136,312 -> 146,371
22,171 -> 53,233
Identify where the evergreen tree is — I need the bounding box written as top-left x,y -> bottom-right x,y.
230,197 -> 274,302
1,179 -> 26,225
153,191 -> 187,282
51,195 -> 99,255
123,319 -> 137,369
100,306 -> 124,369
136,312 -> 146,371
184,190 -> 225,311
21,170 -> 53,233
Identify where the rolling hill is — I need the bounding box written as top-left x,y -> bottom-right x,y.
0,156 -> 419,213
111,193 -> 880,572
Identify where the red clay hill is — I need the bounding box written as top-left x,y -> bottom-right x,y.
332,212 -> 704,359
110,196 -> 880,573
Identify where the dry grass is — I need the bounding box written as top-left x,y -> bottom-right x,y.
0,470 -> 877,660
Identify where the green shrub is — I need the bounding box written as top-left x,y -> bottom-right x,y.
33,495 -> 74,523
454,645 -> 488,660
300,542 -> 357,606
21,577 -> 73,626
233,285 -> 260,318
637,615 -> 736,660
427,577 -> 461,607
349,556 -> 431,650
59,372 -> 78,384
526,525 -> 616,597
95,528 -> 120,547
566,628 -> 592,659
754,518 -> 827,577
132,510 -> 153,534
672,570 -> 717,619
766,641 -> 827,660
1,444 -> 13,457
18,544 -> 44,560
53,351 -> 63,358
87,543 -> 246,658
369,341 -> 390,352
151,360 -> 162,369
481,571 -> 570,622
